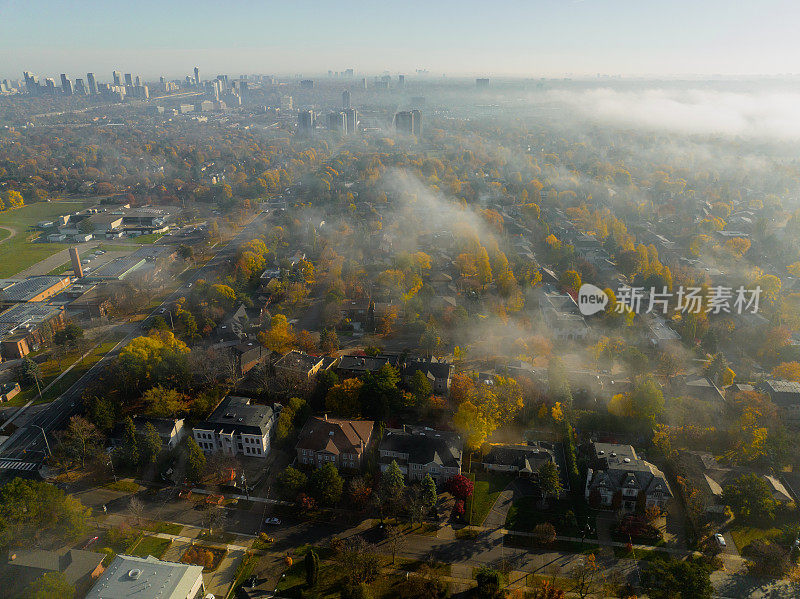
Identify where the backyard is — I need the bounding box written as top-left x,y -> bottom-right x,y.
505,496 -> 597,538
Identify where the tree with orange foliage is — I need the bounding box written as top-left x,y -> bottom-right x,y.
450,373 -> 475,404
772,361 -> 800,382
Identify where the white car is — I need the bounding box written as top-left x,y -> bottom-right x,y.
715,533 -> 727,548
264,517 -> 281,526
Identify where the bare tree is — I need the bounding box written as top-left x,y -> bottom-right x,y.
384,524 -> 406,565
203,507 -> 227,535
127,497 -> 145,526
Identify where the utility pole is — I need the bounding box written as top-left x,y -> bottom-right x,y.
32,425 -> 51,457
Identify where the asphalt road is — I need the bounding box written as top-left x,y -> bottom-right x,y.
0,208 -> 272,466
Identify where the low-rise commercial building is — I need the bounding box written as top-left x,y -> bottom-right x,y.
85,554 -> 204,599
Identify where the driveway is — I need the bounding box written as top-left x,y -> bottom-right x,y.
483,478 -> 534,529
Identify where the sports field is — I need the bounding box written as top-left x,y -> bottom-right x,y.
0,198 -> 96,277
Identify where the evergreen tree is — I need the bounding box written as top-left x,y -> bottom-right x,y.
184,438 -> 206,484
305,548 -> 319,586
140,422 -> 162,466
119,416 -> 139,468
421,473 -> 438,511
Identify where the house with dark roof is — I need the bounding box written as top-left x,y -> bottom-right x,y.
274,350 -> 329,381
6,548 -> 105,593
379,425 -> 462,483
760,379 -> 800,418
295,415 -> 374,470
400,356 -> 453,394
585,442 -> 672,513
231,341 -> 266,376
215,304 -> 251,341
483,442 -> 565,485
192,396 -> 276,458
337,354 -> 401,378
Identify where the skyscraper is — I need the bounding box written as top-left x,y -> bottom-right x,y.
327,111 -> 346,132
60,74 -> 73,95
112,70 -> 122,86
86,72 -> 98,94
342,89 -> 351,109
124,73 -> 133,87
395,111 -> 413,134
298,110 -> 315,134
344,108 -> 358,134
194,66 -> 200,87
398,74 -> 405,87
74,78 -> 87,95
410,109 -> 422,136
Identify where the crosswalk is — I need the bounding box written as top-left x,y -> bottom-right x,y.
0,460 -> 39,471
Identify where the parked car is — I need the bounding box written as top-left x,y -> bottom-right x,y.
715,533 -> 727,548
264,517 -> 281,526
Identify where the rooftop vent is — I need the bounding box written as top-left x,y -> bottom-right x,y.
623,458 -> 631,463
128,569 -> 142,579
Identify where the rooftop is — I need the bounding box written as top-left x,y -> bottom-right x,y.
85,554 -> 203,599
275,350 -> 324,373
297,416 -> 374,455
0,302 -> 63,326
0,276 -> 70,302
381,426 -> 462,468
199,396 -> 274,436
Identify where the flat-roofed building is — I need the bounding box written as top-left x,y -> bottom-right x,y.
0,275 -> 71,304
85,554 -> 204,599
0,303 -> 65,359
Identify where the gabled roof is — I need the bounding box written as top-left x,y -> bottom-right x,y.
296,416 -> 374,455
8,548 -> 104,584
380,426 -> 462,468
483,443 -> 555,473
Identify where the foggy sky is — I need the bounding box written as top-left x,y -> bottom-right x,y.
2,0 -> 800,80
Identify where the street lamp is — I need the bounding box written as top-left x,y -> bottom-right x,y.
32,425 -> 51,457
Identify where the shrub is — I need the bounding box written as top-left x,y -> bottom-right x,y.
341,582 -> 371,599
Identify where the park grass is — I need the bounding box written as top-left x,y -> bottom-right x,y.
729,524 -> 782,552
0,228 -> 10,242
128,535 -> 171,559
465,472 -> 514,526
0,198 -> 96,276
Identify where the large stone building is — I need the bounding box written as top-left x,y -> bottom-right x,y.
379,425 -> 462,483
295,415 -> 374,470
584,442 -> 672,512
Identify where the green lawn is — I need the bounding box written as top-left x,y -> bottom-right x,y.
729,525 -> 782,552
0,228 -> 10,242
142,521 -> 184,535
0,199 -> 96,276
466,472 -> 514,526
128,535 -> 171,559
505,497 -> 597,538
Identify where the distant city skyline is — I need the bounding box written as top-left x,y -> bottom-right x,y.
2,0 -> 799,80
